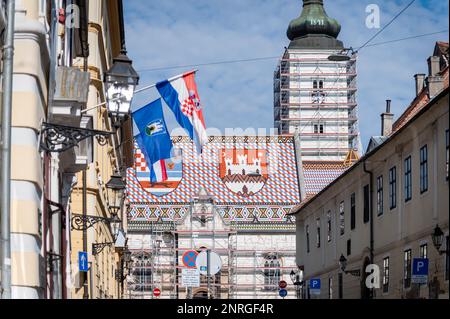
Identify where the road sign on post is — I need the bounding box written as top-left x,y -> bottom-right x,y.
182,250 -> 198,268
78,251 -> 88,272
181,268 -> 200,288
279,280 -> 287,289
310,278 -> 321,295
279,288 -> 288,298
196,250 -> 222,276
153,288 -> 161,297
412,258 -> 429,284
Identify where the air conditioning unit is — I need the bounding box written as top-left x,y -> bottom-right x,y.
59,116 -> 94,173
50,66 -> 90,127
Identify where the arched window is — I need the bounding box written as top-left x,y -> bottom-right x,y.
264,254 -> 281,291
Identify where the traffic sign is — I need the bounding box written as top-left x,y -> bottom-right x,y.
310,278 -> 321,295
153,288 -> 161,297
196,250 -> 222,276
182,250 -> 198,268
279,289 -> 288,298
279,280 -> 287,289
412,258 -> 429,284
181,268 -> 200,288
78,251 -> 88,272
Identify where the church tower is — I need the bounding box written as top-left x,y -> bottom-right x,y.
274,0 -> 360,161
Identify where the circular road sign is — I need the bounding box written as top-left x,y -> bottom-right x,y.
196,250 -> 222,276
153,288 -> 161,297
279,288 -> 288,298
279,280 -> 287,289
182,250 -> 199,268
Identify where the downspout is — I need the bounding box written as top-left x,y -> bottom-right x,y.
0,0 -> 16,300
363,161 -> 374,299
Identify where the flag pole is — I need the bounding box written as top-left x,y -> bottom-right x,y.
81,69 -> 198,114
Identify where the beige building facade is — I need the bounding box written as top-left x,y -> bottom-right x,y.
292,43 -> 449,299
1,0 -> 133,299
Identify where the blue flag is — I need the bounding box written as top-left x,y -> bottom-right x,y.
132,99 -> 173,181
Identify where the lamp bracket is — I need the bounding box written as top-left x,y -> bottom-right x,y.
40,122 -> 112,153
92,242 -> 115,256
71,213 -> 115,231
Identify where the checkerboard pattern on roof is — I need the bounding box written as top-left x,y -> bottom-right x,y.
127,136 -> 301,205
302,162 -> 349,196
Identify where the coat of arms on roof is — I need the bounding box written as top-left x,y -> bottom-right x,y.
133,144 -> 183,197
219,148 -> 269,197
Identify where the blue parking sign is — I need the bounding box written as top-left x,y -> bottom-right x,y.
412,258 -> 428,284
310,278 -> 321,290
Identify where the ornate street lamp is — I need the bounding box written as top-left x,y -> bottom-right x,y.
104,50 -> 140,128
290,268 -> 304,299
328,48 -> 355,62
106,173 -> 126,216
432,225 -> 445,252
339,254 -> 360,277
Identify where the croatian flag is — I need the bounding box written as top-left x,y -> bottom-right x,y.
156,71 -> 208,153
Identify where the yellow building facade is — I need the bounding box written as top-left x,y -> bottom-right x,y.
1,0 -> 133,299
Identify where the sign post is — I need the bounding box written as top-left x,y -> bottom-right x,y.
181,268 -> 200,288
78,251 -> 88,273
182,250 -> 198,268
153,287 -> 161,298
310,278 -> 321,296
412,258 -> 429,285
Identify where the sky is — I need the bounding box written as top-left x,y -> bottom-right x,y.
123,0 -> 449,149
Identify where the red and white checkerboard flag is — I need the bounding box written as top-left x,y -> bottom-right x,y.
156,71 -> 208,153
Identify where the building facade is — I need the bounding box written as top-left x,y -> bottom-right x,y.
274,0 -> 360,162
126,136 -> 301,299
292,43 -> 449,299
1,0 -> 133,299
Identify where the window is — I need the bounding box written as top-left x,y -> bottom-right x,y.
389,167 -> 397,209
306,225 -> 310,253
264,254 -> 281,291
316,218 -> 321,248
446,130 -> 449,180
363,185 -> 370,224
312,79 -> 325,103
350,193 -> 356,230
404,249 -> 412,288
420,244 -> 428,259
377,176 -> 384,216
328,277 -> 333,299
313,123 -> 325,134
383,257 -> 390,293
420,145 -> 428,193
327,211 -> 332,242
404,156 -> 412,202
346,239 -> 351,256
339,201 -> 345,236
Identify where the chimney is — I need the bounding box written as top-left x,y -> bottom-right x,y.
426,56 -> 444,98
381,100 -> 394,136
414,74 -> 426,96
428,56 -> 440,77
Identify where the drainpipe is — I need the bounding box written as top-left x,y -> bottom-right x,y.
363,161 -> 374,299
1,0 -> 16,300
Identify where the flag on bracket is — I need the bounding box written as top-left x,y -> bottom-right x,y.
156,71 -> 208,153
132,99 -> 172,183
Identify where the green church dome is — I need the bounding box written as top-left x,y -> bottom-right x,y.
287,0 -> 341,41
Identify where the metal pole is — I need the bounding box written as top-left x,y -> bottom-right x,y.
82,169 -> 89,299
1,0 -> 16,300
207,249 -> 210,299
